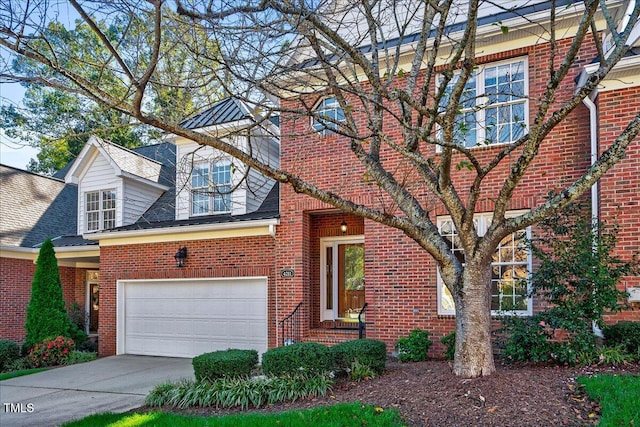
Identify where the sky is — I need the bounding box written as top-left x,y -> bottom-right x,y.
0,2 -> 81,171
0,82 -> 39,170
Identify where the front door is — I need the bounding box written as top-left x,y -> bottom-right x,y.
86,271 -> 99,334
321,237 -> 365,321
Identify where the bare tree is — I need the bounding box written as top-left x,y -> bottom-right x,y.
1,0 -> 639,377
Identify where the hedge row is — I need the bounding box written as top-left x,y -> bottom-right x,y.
192,339 -> 388,381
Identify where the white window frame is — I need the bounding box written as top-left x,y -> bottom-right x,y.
190,160 -> 233,216
320,235 -> 365,322
85,189 -> 116,232
438,57 -> 529,149
436,211 -> 533,316
312,96 -> 345,136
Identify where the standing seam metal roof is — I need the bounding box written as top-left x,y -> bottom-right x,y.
179,97 -> 254,130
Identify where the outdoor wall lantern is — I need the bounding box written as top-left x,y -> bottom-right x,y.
341,220 -> 348,235
174,247 -> 187,268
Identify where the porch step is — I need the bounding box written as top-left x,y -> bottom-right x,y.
304,328 -> 360,346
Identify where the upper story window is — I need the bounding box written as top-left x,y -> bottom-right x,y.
312,97 -> 345,135
439,58 -> 528,148
191,160 -> 232,215
86,190 -> 116,232
437,212 -> 532,316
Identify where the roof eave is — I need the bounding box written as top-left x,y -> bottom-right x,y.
84,217 -> 280,242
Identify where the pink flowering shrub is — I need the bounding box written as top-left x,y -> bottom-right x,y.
26,336 -> 74,368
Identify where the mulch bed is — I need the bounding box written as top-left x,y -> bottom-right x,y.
144,360 -> 640,427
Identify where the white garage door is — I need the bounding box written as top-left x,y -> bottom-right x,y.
118,278 -> 267,358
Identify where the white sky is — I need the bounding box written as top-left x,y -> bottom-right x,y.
0,82 -> 39,170
0,3 -> 81,171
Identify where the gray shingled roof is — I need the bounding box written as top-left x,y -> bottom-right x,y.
0,165 -> 81,248
180,97 -> 254,129
109,183 -> 279,232
94,137 -> 164,183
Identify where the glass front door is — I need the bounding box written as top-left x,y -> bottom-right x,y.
321,238 -> 365,321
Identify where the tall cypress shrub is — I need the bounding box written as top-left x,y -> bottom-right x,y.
24,238 -> 71,349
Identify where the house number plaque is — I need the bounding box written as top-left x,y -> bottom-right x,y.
280,269 -> 295,278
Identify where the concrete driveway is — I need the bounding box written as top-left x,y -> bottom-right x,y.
0,355 -> 194,427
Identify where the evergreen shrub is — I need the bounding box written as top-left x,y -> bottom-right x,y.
192,349 -> 258,381
395,329 -> 432,362
24,238 -> 73,349
0,340 -> 20,371
331,339 -> 387,374
261,342 -> 334,376
603,321 -> 640,355
441,331 -> 456,361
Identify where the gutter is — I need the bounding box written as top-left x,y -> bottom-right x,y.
582,93 -> 604,338
84,218 -> 280,241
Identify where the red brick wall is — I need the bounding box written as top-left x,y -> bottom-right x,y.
598,87 -> 640,323
0,257 -> 84,343
98,236 -> 276,356
0,258 -> 36,342
275,37 -> 627,356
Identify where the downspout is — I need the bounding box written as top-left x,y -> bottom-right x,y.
583,93 -> 604,338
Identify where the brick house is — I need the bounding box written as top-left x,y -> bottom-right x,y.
1,1 -> 638,358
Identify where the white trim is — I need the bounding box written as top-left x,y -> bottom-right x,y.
319,235 -> 365,322
84,218 -> 279,243
437,56 -> 529,151
119,171 -> 169,191
85,270 -> 99,335
436,211 -> 533,316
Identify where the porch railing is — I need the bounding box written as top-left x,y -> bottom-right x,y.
358,302 -> 368,339
279,302 -> 303,346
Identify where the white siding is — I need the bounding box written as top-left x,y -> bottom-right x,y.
245,131 -> 279,214
122,179 -> 165,226
174,127 -> 279,219
78,152 -> 123,234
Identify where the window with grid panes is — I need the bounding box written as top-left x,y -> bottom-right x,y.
312,97 -> 345,135
191,160 -> 232,215
85,190 -> 116,232
436,212 -> 532,315
439,58 -> 528,148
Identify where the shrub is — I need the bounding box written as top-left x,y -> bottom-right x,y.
192,349 -> 258,381
0,340 -> 20,371
63,351 -> 97,365
25,336 -> 74,368
331,339 -> 387,374
261,342 -> 334,376
603,321 -> 640,355
146,374 -> 333,409
349,360 -> 377,381
24,238 -> 74,349
77,339 -> 98,353
395,329 -> 432,362
5,357 -> 27,372
441,331 -> 456,361
596,345 -> 630,366
497,316 -> 552,363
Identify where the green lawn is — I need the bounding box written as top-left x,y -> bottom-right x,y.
61,403 -> 405,427
0,368 -> 48,381
579,374 -> 640,426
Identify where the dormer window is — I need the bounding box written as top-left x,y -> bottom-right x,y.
86,190 -> 116,232
312,97 -> 345,135
191,160 -> 232,215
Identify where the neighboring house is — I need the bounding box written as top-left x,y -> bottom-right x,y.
1,2 -> 639,359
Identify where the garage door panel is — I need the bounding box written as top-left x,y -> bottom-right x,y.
120,279 -> 267,358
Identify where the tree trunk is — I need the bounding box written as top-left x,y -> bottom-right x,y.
452,260 -> 496,377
